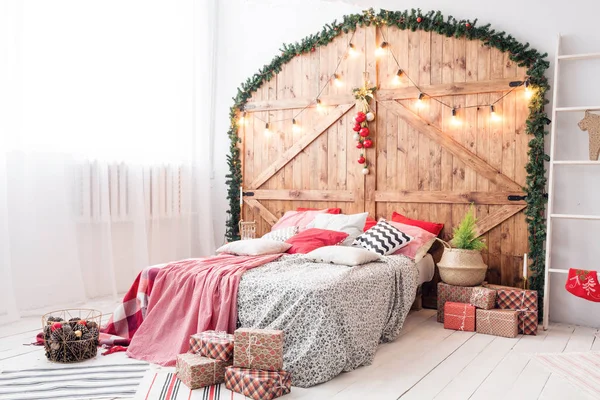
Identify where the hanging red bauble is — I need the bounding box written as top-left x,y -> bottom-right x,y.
356,142 -> 364,149
417,17 -> 422,23
466,22 -> 471,29
355,113 -> 366,123
359,127 -> 370,137
358,156 -> 366,164
363,139 -> 373,148
311,47 -> 316,52
353,123 -> 361,132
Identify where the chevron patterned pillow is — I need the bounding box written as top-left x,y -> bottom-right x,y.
353,219 -> 413,255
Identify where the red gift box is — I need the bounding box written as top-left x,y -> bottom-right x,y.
224,366 -> 291,400
443,302 -> 475,332
233,328 -> 284,371
189,330 -> 235,362
176,353 -> 230,389
495,288 -> 538,335
437,282 -> 479,322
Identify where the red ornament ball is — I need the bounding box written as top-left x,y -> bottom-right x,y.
358,156 -> 366,164
311,47 -> 316,52
355,112 -> 366,123
356,142 -> 364,149
51,323 -> 62,332
359,127 -> 370,137
417,17 -> 422,23
466,22 -> 471,29
77,320 -> 87,326
357,111 -> 366,118
353,124 -> 361,132
363,139 -> 373,148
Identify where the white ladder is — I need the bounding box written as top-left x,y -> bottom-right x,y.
543,34 -> 600,330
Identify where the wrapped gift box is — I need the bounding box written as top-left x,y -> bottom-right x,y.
495,288 -> 538,335
225,366 -> 291,400
443,302 -> 475,332
189,330 -> 235,362
437,282 -> 478,323
233,328 -> 284,371
476,309 -> 519,338
469,287 -> 496,310
176,353 -> 230,389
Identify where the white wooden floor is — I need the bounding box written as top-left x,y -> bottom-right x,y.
1,299 -> 598,400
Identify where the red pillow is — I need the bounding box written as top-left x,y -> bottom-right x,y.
364,217 -> 377,232
285,228 -> 348,254
296,207 -> 342,214
391,212 -> 444,236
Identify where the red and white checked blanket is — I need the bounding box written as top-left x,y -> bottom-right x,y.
101,262 -> 165,339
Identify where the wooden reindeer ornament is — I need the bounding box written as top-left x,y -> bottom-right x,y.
578,110 -> 600,160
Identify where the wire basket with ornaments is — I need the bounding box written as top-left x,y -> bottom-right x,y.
42,309 -> 102,363
238,220 -> 256,240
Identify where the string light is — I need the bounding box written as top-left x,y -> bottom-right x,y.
264,122 -> 271,137
316,98 -> 323,111
238,111 -> 246,125
375,41 -> 388,57
333,73 -> 343,87
292,118 -> 301,133
451,108 -> 461,125
490,105 -> 500,122
416,92 -> 426,109
348,43 -> 358,57
524,79 -> 533,99
392,69 -> 404,85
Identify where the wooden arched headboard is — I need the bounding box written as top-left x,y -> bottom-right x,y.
238,21 -> 535,288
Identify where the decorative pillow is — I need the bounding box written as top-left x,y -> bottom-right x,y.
296,207 -> 342,214
305,246 -> 381,266
388,220 -> 436,262
271,210 -> 327,232
364,216 -> 377,232
391,211 -> 444,236
307,212 -> 368,245
216,239 -> 291,256
285,228 -> 348,254
353,220 -> 413,255
262,226 -> 299,242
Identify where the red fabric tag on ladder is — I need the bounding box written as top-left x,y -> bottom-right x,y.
565,268 -> 600,302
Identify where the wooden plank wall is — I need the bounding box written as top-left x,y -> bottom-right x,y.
241,26 -> 530,288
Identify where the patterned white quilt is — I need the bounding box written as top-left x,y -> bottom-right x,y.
237,254 -> 419,387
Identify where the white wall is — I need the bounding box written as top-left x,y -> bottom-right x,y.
212,0 -> 600,327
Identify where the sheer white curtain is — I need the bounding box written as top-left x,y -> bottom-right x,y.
0,0 -> 216,323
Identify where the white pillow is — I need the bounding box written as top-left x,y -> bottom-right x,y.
262,226 -> 299,242
305,246 -> 381,266
307,212 -> 368,245
216,239 -> 291,256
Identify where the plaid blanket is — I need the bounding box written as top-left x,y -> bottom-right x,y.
101,263 -> 166,339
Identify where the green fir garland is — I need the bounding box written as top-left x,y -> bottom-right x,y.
225,8 -> 549,317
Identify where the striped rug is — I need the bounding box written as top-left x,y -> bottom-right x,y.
534,351 -> 600,398
136,371 -> 246,400
0,362 -> 149,400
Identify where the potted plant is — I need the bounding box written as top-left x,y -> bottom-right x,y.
438,205 -> 488,286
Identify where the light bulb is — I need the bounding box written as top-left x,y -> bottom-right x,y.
348,43 -> 358,57
393,69 -> 403,85
292,119 -> 301,133
451,108 -> 461,125
416,92 -> 426,109
333,74 -> 343,87
316,98 -> 323,111
375,41 -> 388,57
524,80 -> 533,99
238,111 -> 246,125
264,122 -> 271,137
490,105 -> 501,122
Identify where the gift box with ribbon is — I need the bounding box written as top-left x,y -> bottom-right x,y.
224,366 -> 291,400
476,309 -> 519,338
469,286 -> 496,310
189,330 -> 235,362
176,353 -> 230,389
437,282 -> 479,323
443,302 -> 475,332
233,328 -> 284,371
494,288 -> 538,335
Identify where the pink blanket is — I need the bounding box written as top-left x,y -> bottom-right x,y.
126,253 -> 281,366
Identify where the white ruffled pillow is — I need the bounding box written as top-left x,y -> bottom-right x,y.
262,226 -> 299,242
216,239 -> 291,256
304,246 -> 381,266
